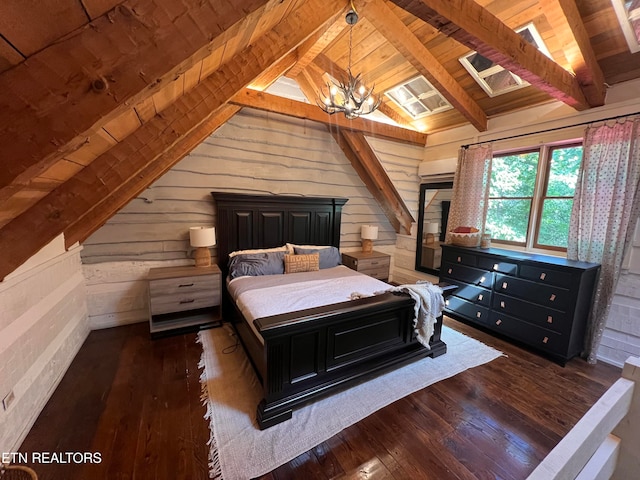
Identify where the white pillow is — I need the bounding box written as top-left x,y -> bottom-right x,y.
285,243 -> 333,253
228,245 -> 288,258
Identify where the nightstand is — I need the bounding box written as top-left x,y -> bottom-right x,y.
342,250 -> 390,281
148,264 -> 222,336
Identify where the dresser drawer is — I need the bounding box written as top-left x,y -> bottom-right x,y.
356,255 -> 390,270
477,257 -> 518,275
442,262 -> 493,289
489,311 -> 566,356
442,249 -> 477,267
492,293 -> 568,334
150,294 -> 216,316
150,275 -> 220,298
440,277 -> 492,307
358,265 -> 389,280
445,296 -> 490,324
519,264 -> 574,288
494,274 -> 570,311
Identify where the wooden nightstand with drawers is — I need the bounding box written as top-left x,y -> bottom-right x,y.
147,264 -> 222,336
342,250 -> 391,282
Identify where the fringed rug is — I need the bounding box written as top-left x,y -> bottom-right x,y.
198,325 -> 503,480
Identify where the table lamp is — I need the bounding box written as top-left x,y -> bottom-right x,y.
190,226 -> 216,267
361,225 -> 378,253
424,223 -> 439,245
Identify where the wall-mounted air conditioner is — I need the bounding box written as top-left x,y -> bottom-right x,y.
418,158 -> 457,182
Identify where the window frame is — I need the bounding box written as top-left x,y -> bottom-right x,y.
488,141 -> 583,253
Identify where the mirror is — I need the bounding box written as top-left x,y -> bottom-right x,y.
415,182 -> 453,275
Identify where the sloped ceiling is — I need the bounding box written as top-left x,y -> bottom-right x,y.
0,0 -> 639,279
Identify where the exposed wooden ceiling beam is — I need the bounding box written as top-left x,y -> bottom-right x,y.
311,55 -> 418,131
538,0 -> 606,106
230,89 -> 428,145
0,0 -> 346,280
0,0 -> 272,204
286,16 -> 347,78
333,130 -> 414,234
295,69 -> 414,235
357,0 -> 487,132
64,105 -> 241,247
389,0 -> 592,110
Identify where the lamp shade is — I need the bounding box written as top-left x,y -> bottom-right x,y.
361,225 -> 379,240
189,226 -> 216,247
424,223 -> 439,234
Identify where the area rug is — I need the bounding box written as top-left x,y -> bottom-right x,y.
198,325 -> 503,480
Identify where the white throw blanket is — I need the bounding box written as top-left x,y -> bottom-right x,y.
386,281 -> 445,348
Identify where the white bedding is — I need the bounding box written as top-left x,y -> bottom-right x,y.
228,266 -> 391,342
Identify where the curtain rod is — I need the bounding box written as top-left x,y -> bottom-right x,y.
461,110 -> 640,149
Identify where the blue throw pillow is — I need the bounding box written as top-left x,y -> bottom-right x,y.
228,251 -> 285,279
294,246 -> 341,269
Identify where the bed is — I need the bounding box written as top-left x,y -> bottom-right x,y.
213,192 -> 451,429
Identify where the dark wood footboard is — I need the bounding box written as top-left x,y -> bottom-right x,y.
228,288 -> 452,430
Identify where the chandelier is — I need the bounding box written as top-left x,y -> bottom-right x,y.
318,7 -> 381,119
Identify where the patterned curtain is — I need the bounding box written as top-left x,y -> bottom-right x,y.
445,144 -> 493,243
568,118 -> 640,363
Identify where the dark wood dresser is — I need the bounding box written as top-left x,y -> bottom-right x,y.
439,244 -> 600,365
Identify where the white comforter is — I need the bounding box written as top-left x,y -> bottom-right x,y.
228,265 -> 389,324
228,266 -> 444,347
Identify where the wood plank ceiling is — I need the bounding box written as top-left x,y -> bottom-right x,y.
0,0 -> 639,279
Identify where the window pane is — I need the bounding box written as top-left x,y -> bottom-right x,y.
547,146 -> 582,197
484,70 -> 519,92
489,152 -> 539,197
538,199 -> 573,247
486,199 -> 532,243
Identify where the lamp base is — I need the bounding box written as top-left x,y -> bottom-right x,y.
361,239 -> 373,253
194,247 -> 211,267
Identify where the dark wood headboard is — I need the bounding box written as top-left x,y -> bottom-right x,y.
212,192 -> 348,277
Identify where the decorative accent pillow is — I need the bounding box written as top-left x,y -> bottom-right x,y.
284,253 -> 320,274
228,251 -> 285,279
294,246 -> 341,269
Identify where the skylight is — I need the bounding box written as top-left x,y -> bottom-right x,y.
611,0 -> 640,53
459,23 -> 552,97
384,75 -> 452,119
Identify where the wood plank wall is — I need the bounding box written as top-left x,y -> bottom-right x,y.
80,108 -> 425,328
0,240 -> 89,452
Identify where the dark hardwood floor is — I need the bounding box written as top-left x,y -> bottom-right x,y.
18,317 -> 620,480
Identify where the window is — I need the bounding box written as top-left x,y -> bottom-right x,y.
385,75 -> 452,119
485,143 -> 582,251
610,0 -> 640,53
459,23 -> 552,97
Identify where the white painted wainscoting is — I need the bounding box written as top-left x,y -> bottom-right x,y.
0,238 -> 89,453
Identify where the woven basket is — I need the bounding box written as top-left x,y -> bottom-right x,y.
449,232 -> 481,247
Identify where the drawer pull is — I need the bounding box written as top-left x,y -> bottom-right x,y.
445,299 -> 449,306
500,301 -> 505,308
476,311 -> 482,318
547,315 -> 553,324
493,263 -> 499,270
179,283 -> 195,288
370,261 -> 379,265
496,319 -> 502,326
502,281 -> 508,289
448,268 -> 452,274
478,294 -> 483,301
480,276 -> 486,283
550,293 -> 556,301
457,256 -> 462,262
543,336 -> 549,344
179,299 -> 195,304
540,272 -> 546,280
